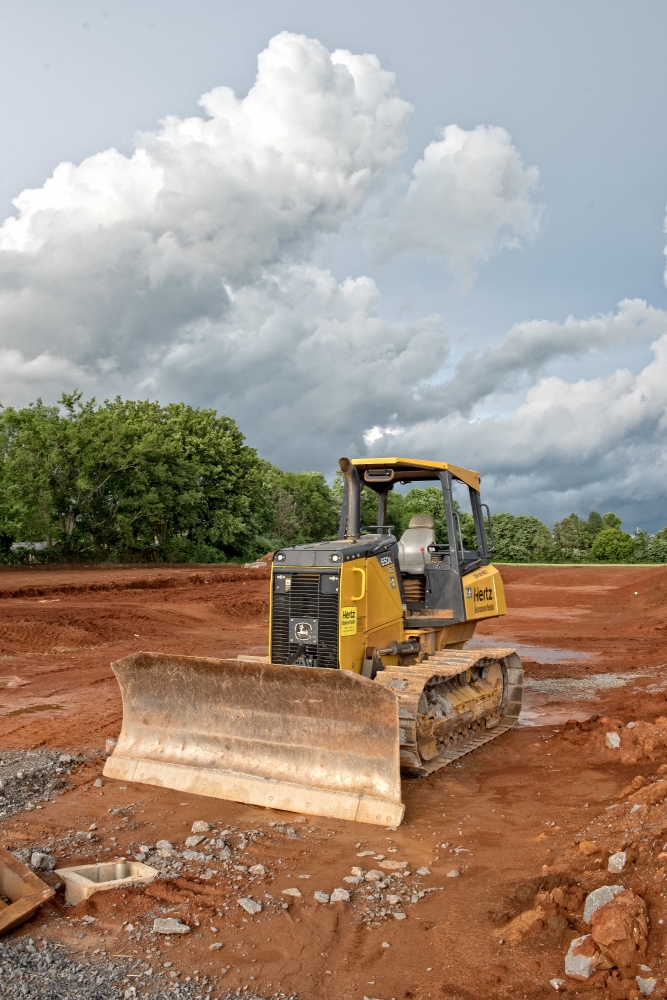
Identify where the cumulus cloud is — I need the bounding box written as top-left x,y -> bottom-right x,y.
0,32 -> 411,367
365,301 -> 667,525
433,297 -> 667,416
0,30 -> 664,526
380,124 -> 542,287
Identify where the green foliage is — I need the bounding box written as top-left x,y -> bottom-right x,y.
0,394 -> 265,562
591,527 -> 635,562
648,527 -> 667,563
3,394 -> 667,565
587,511 -> 604,538
263,467 -> 337,547
490,513 -> 553,563
552,513 -> 592,561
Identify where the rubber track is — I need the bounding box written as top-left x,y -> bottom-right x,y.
377,647 -> 523,778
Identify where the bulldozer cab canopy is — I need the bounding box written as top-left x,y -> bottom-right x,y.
351,457 -> 480,493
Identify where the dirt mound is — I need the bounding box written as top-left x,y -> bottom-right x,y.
560,715 -> 667,764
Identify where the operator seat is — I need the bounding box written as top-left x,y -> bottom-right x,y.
397,514 -> 436,574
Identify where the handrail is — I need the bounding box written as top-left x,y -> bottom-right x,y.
455,512 -> 465,560
351,568 -> 366,601
481,503 -> 495,552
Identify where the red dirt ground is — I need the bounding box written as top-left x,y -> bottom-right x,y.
2,562 -> 667,999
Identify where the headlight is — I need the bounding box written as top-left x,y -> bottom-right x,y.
330,553 -> 341,563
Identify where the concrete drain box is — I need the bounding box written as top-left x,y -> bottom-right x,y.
0,847 -> 55,935
54,859 -> 158,905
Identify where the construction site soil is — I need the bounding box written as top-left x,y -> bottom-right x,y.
2,561 -> 667,999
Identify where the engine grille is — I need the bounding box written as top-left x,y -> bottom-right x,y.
271,572 -> 339,669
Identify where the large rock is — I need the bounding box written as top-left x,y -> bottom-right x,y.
583,884 -> 624,923
564,934 -> 611,980
590,889 -> 649,972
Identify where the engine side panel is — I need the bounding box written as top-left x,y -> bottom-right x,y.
462,564 -> 507,620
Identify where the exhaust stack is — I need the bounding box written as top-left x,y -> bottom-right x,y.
338,457 -> 361,540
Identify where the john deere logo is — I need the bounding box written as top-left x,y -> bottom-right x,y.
289,617 -> 318,644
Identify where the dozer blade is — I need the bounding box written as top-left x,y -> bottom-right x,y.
103,652 -> 405,827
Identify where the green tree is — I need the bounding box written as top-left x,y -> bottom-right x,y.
632,528 -> 651,563
490,513 -> 553,563
602,511 -> 622,530
552,513 -> 592,561
648,527 -> 667,563
265,468 -> 336,546
0,394 -> 267,562
591,527 -> 635,562
587,511 -> 604,538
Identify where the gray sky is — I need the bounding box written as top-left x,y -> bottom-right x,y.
1,1 -> 666,529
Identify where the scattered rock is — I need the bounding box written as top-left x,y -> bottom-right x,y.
314,891 -> 330,903
364,870 -> 384,882
447,869 -> 460,878
636,976 -> 657,996
238,897 -> 262,915
30,851 -> 55,871
578,839 -> 599,855
344,875 -> 364,884
415,866 -> 430,875
155,839 -> 175,857
590,889 -> 648,972
607,851 -> 627,873
209,942 -> 223,951
549,978 -> 565,991
58,754 -> 72,765
382,941 -> 390,948
378,860 -> 408,870
105,738 -> 117,754
191,820 -> 211,833
392,911 -> 407,920
330,888 -> 350,903
184,835 -> 205,848
94,777 -> 103,788
605,731 -> 621,749
249,864 -> 267,877
182,850 -> 206,861
282,888 -> 302,897
153,918 -> 190,935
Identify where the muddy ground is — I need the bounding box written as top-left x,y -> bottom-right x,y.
2,561 -> 667,999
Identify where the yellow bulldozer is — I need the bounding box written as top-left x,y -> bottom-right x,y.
104,457 -> 523,826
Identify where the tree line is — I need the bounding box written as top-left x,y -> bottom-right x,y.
1,394 -> 665,565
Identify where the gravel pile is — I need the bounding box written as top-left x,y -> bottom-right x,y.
0,936 -> 298,1000
0,749 -> 85,819
524,671 -> 648,699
